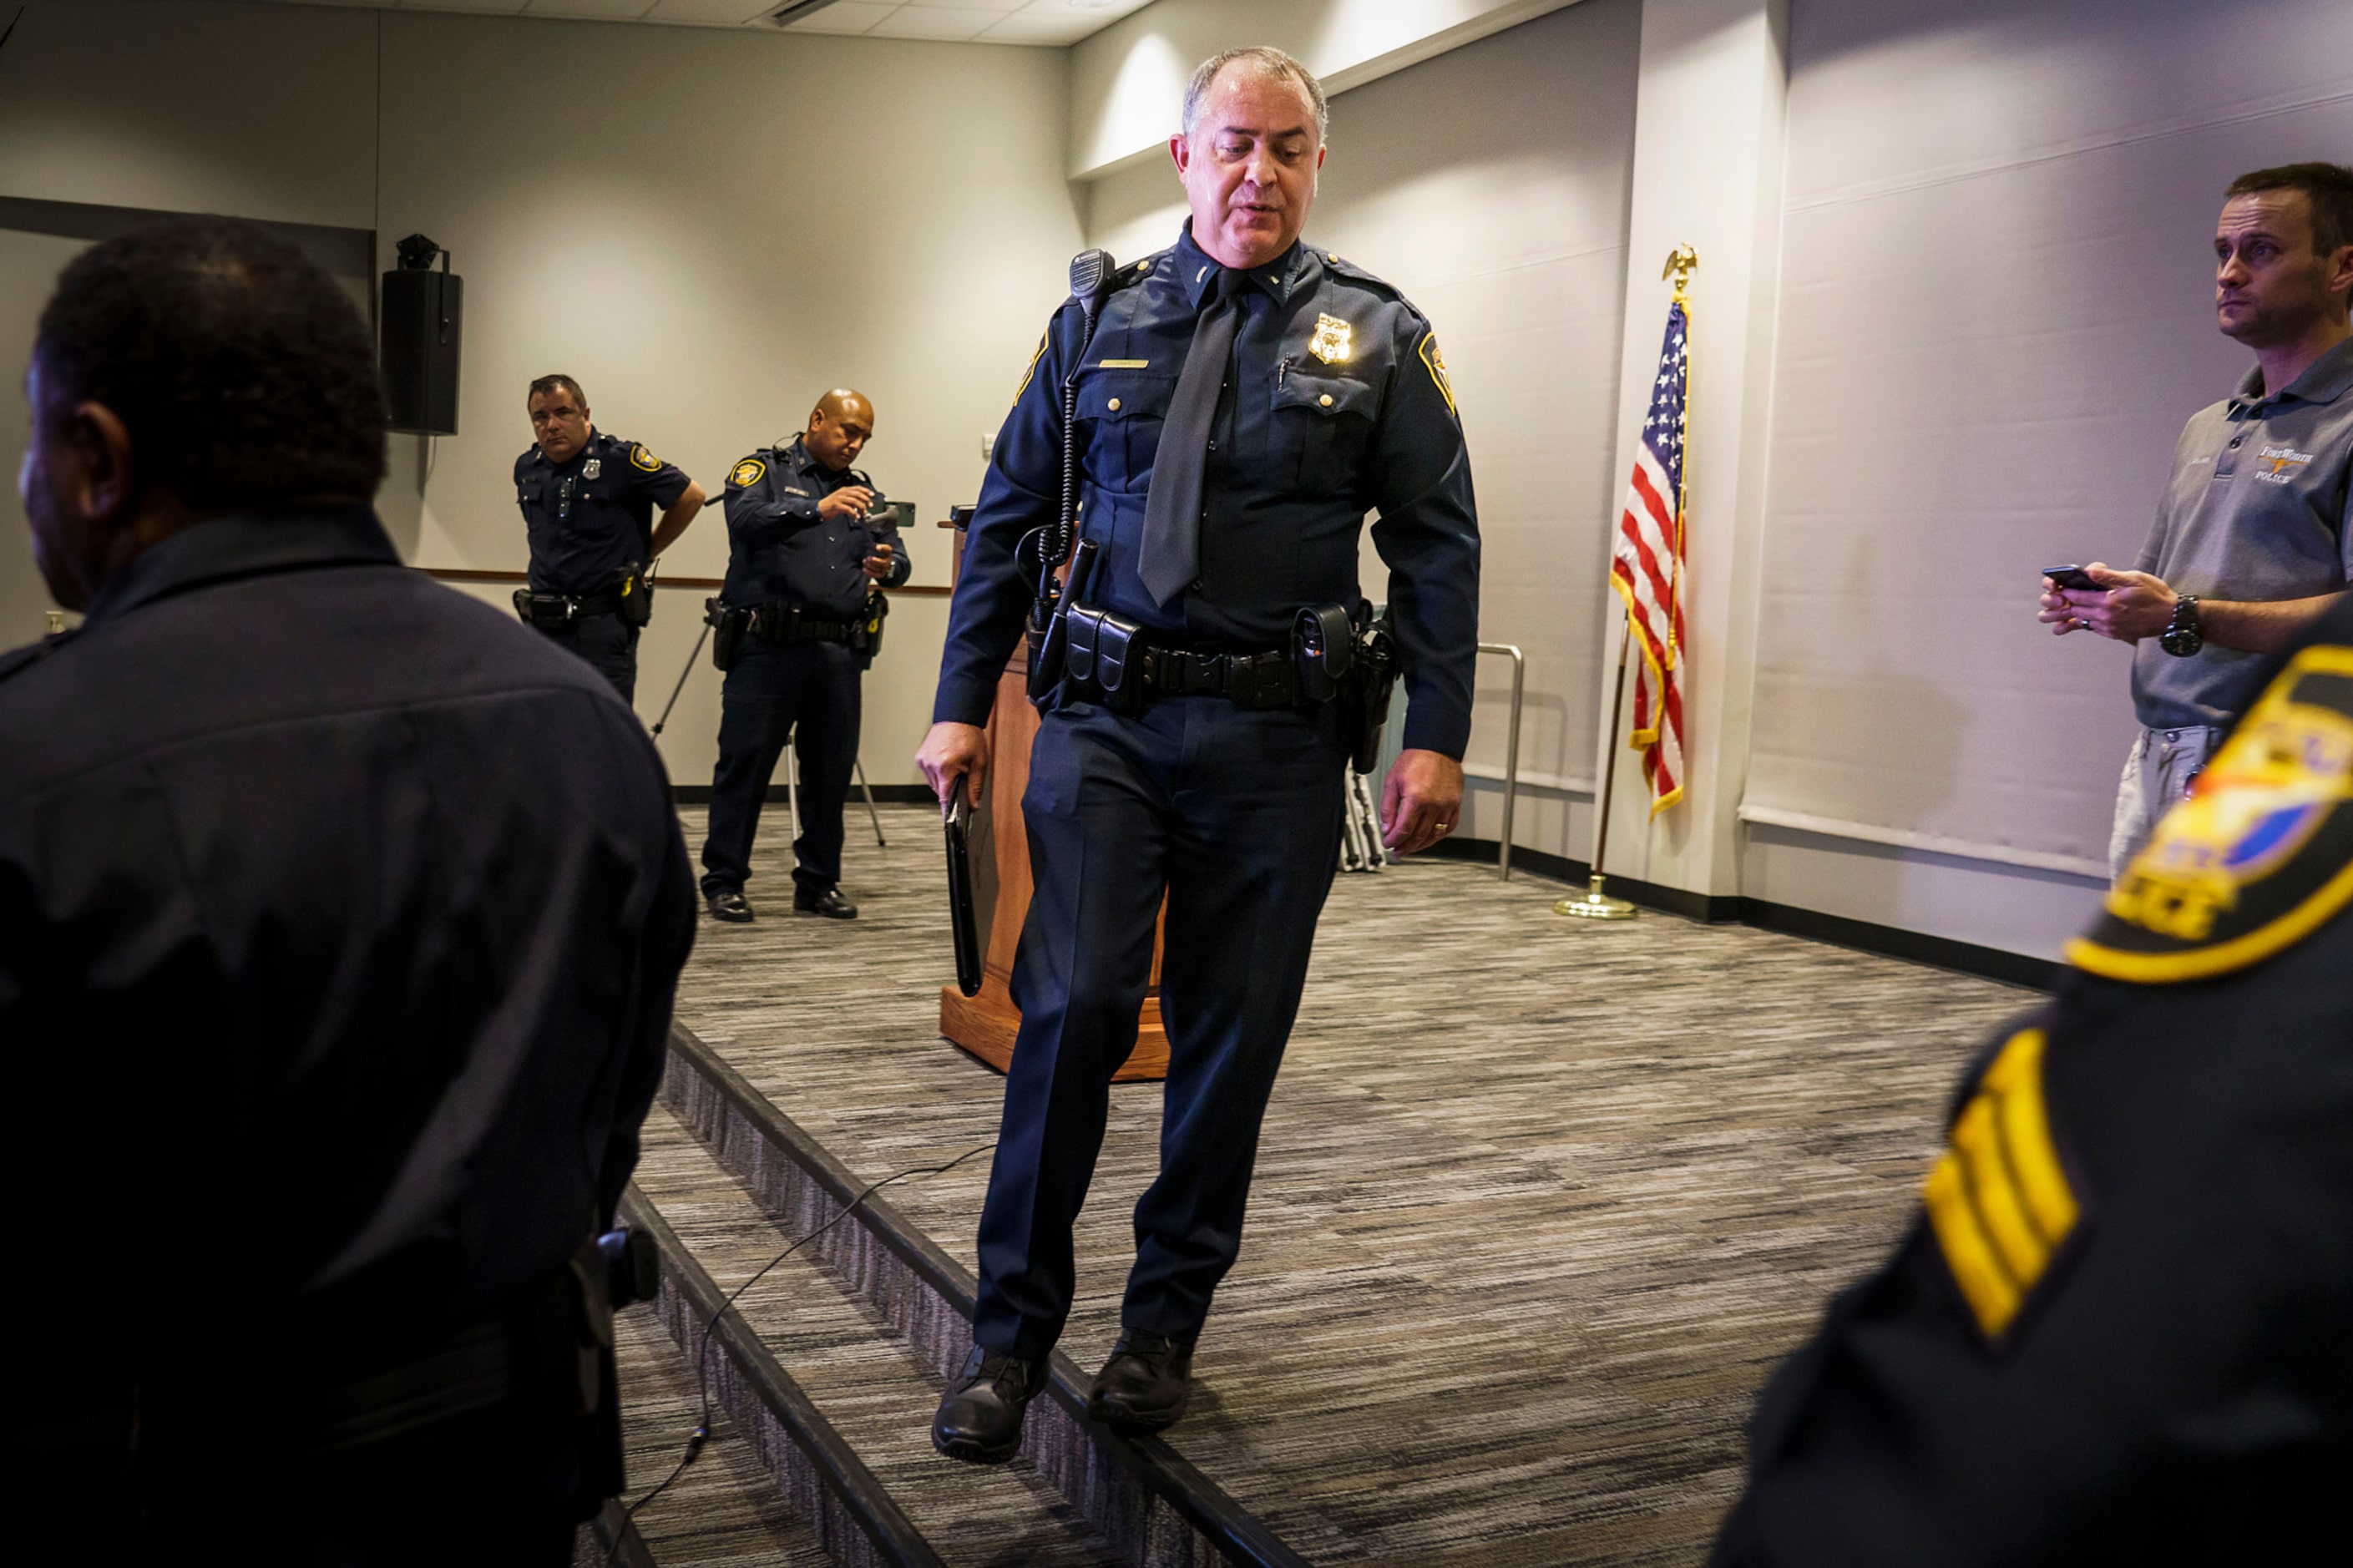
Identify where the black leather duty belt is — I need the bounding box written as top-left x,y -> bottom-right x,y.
1066,634 -> 1302,711
750,603 -> 856,645
514,586 -> 625,626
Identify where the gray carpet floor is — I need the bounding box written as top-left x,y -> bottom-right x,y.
665,803 -> 2033,1565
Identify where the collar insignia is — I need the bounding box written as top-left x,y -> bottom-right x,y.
1308,312 -> 1353,365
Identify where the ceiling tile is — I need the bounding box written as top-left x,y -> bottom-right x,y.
521,0 -> 655,17
398,0 -> 536,14
866,7 -> 996,39
640,0 -> 772,22
900,0 -> 1031,12
782,1 -> 895,33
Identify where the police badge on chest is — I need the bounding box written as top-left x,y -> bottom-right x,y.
584,458 -> 601,478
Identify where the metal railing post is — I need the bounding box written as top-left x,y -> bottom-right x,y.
1475,643 -> 1525,880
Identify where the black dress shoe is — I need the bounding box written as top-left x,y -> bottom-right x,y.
706,890 -> 754,923
1085,1328 -> 1195,1434
793,887 -> 858,919
931,1345 -> 1045,1464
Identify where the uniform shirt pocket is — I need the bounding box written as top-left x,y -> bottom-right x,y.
1273,371 -> 1378,495
1076,368 -> 1179,494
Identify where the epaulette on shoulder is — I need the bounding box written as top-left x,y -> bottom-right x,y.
1112,249 -> 1171,291
1314,247 -> 1409,302
2072,612 -> 2353,984
0,630 -> 77,688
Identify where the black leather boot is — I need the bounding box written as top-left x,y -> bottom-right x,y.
931,1345 -> 1045,1464
1085,1328 -> 1195,1434
794,886 -> 858,919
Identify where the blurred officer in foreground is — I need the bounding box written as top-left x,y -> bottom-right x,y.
513,372 -> 704,702
700,389 -> 907,923
918,45 -> 1478,1462
1,216 -> 696,1562
1714,596 -> 2353,1562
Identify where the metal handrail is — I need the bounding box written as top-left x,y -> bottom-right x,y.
1477,642 -> 1525,879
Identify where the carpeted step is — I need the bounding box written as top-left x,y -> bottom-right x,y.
656,1024 -> 1321,1568
574,1297 -> 836,1568
627,1101 -> 1121,1568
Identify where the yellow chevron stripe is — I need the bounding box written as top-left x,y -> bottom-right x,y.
1925,1151 -> 2020,1336
1923,1028 -> 2078,1339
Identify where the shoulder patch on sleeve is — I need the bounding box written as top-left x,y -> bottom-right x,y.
630,443 -> 662,473
1923,1027 -> 2082,1342
729,457 -> 767,490
1418,331 -> 1456,417
2070,644 -> 2353,984
1012,330 -> 1048,407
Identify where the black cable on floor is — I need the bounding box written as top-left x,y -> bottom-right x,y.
607,1139 -> 998,1560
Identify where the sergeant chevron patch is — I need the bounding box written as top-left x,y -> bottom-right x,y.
2071,644 -> 2353,984
1922,1027 -> 2081,1342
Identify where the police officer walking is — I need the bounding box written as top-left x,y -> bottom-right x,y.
701,389 -> 908,923
918,47 -> 1479,1461
2,217 -> 696,1560
513,373 -> 704,702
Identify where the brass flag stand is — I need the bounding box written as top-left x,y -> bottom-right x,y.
1557,243 -> 1698,922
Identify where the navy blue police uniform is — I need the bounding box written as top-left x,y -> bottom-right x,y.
1713,591 -> 2353,1565
701,434 -> 909,908
934,222 -> 1480,1364
513,427 -> 691,702
0,507 -> 696,1560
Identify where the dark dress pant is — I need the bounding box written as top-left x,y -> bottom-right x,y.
534,615 -> 640,706
700,640 -> 860,898
972,693 -> 1349,1359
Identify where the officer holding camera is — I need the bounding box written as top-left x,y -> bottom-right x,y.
918,47 -> 1479,1461
701,389 -> 908,923
512,372 -> 705,703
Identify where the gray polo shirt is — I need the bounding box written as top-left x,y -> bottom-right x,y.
2132,335 -> 2353,729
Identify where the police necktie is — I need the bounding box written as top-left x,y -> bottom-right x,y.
1139,266 -> 1251,606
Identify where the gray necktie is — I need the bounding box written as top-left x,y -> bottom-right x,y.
1139,266 -> 1250,606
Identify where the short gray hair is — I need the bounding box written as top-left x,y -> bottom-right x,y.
1182,46 -> 1328,147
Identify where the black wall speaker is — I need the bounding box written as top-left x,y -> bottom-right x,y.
381,235 -> 463,436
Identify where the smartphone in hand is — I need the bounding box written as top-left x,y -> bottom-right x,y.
2043,564 -> 2103,593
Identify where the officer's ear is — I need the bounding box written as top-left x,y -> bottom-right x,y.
53,397 -> 141,530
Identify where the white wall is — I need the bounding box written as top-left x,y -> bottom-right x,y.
1727,0 -> 2353,953
1083,0 -> 1642,866
1066,0 -> 1585,178
0,0 -> 1083,792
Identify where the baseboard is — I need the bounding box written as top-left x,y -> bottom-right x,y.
672,783 -> 933,805
1427,836 -> 2057,991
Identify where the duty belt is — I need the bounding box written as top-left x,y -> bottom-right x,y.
514,584 -> 626,627
1067,635 -> 1302,711
751,603 -> 857,645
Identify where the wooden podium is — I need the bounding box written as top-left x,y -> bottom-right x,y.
936,524 -> 1169,1082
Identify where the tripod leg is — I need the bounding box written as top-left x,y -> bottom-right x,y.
856,756 -> 886,847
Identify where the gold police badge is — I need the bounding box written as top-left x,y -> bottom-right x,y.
2071,643 -> 2353,983
1308,312 -> 1353,365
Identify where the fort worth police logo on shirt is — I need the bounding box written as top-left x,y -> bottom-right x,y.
2072,645 -> 2353,983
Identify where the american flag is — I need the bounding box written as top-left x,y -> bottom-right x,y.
1610,299 -> 1688,815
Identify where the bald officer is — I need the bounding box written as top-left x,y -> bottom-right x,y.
513,373 -> 705,702
701,390 -> 908,923
919,46 -> 1480,1461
